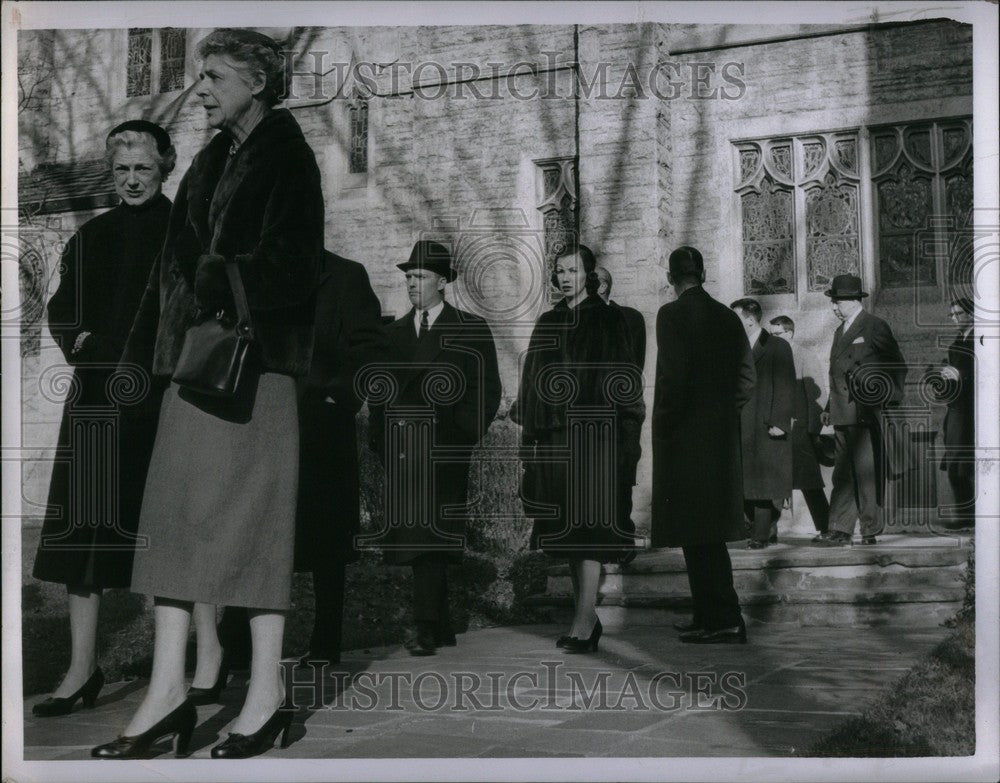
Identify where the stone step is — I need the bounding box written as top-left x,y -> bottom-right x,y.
547,562 -> 965,596
532,538 -> 970,627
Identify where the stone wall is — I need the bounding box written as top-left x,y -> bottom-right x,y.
17,21 -> 975,532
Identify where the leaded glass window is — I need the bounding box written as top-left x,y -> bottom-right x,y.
349,98 -> 369,174
126,28 -> 186,97
871,119 -> 973,289
159,28 -> 186,93
735,132 -> 860,295
126,28 -> 152,97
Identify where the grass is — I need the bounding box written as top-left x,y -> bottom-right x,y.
810,543 -> 976,757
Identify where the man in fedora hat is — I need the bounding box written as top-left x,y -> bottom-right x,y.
367,240 -> 501,655
815,274 -> 906,546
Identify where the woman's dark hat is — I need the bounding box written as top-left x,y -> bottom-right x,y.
824,274 -> 869,300
106,120 -> 173,154
397,240 -> 457,282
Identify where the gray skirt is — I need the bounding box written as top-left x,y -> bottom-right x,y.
130,374 -> 298,610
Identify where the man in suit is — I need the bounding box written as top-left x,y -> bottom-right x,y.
651,246 -> 755,644
938,297 -> 976,527
768,315 -> 830,535
595,264 -> 647,561
218,250 -> 390,669
367,240 -> 501,656
730,299 -> 795,549
815,274 -> 906,547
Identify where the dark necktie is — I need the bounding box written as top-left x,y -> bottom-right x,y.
419,309 -> 429,338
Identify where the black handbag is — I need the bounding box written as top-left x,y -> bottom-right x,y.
172,261 -> 260,397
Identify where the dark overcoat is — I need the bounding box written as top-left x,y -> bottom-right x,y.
123,109 -> 323,379
650,286 -> 755,548
827,308 -> 906,427
610,300 -> 647,373
740,329 -> 795,502
938,329 -> 976,475
789,343 -> 826,490
33,195 -> 171,588
367,302 -> 501,565
511,296 -> 645,561
294,252 -> 389,570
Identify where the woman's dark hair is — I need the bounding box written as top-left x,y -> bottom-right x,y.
551,243 -> 600,296
196,28 -> 287,107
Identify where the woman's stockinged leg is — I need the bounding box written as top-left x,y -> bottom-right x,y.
190,602 -> 223,689
569,558 -> 601,639
231,610 -> 286,735
123,598 -> 192,736
51,585 -> 102,698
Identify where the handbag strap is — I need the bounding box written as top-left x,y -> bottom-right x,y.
223,261 -> 255,339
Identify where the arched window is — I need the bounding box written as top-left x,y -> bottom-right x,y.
348,97 -> 369,174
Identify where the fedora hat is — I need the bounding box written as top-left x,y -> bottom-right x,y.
397,240 -> 457,282
824,274 -> 869,300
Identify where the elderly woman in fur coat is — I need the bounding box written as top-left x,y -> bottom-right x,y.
92,29 -> 323,760
512,245 -> 645,655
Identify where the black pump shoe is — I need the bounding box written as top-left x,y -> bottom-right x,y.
91,699 -> 196,759
556,635 -> 576,648
33,667 -> 104,718
563,618 -> 603,654
187,659 -> 230,705
210,705 -> 294,759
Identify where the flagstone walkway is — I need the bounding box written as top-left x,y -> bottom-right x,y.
23,621 -> 949,759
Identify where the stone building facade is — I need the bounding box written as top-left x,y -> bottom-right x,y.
17,20 -> 974,534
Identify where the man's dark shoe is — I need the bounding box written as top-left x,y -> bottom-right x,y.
814,531 -> 851,547
434,623 -> 457,647
672,620 -> 703,633
860,535 -> 877,545
678,628 -> 708,642
682,624 -> 747,644
811,531 -> 831,543
404,623 -> 437,657
746,539 -> 769,550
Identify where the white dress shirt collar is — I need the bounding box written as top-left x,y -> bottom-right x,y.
414,300 -> 446,334
841,306 -> 862,334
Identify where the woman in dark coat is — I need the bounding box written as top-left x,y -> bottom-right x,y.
91,29 -> 323,760
31,121 -> 174,717
512,245 -> 644,653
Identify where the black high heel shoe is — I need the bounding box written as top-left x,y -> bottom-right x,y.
187,658 -> 230,705
91,699 -> 197,759
556,635 -> 575,648
210,704 -> 294,759
563,618 -> 603,654
33,667 -> 104,717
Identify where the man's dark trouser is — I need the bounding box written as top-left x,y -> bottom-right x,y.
681,543 -> 743,631
744,499 -> 779,541
412,553 -> 451,627
828,424 -> 881,537
947,463 -> 976,524
219,560 -> 348,664
802,488 -> 830,533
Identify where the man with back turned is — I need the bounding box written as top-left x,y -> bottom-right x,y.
651,246 -> 755,644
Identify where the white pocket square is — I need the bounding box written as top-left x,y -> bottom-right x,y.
851,336 -> 865,344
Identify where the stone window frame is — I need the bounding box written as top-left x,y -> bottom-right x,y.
125,28 -> 187,98
732,114 -> 972,307
337,89 -> 371,191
